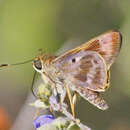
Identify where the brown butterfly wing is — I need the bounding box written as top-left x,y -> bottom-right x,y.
83,30 -> 122,69
52,50 -> 108,110
77,86 -> 108,110
54,30 -> 122,69
52,50 -> 107,92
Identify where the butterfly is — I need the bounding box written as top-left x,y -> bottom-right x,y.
32,30 -> 122,117
0,30 -> 122,118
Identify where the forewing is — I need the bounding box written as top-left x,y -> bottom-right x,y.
52,50 -> 107,92
54,30 -> 122,69
83,30 -> 122,69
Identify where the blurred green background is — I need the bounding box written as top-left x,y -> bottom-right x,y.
0,0 -> 130,130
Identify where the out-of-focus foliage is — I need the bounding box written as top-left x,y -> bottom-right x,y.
0,0 -> 64,89
0,0 -> 130,130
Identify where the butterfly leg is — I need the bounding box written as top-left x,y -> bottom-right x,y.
33,108 -> 40,120
42,72 -> 62,107
43,72 -> 59,96
72,91 -> 77,106
65,84 -> 75,118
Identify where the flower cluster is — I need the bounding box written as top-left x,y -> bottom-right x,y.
31,82 -> 91,130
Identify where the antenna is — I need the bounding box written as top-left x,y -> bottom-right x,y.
0,59 -> 33,69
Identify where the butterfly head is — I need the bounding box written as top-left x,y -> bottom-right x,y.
33,57 -> 43,73
33,51 -> 46,73
33,52 -> 56,73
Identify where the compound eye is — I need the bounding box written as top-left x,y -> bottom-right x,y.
34,59 -> 42,70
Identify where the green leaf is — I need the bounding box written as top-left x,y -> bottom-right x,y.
67,122 -> 81,130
